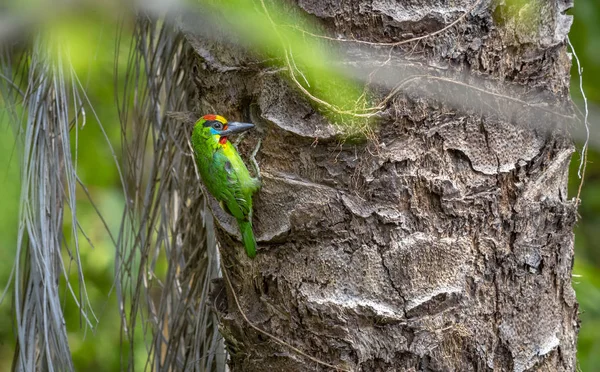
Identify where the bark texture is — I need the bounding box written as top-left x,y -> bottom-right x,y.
187,0 -> 578,370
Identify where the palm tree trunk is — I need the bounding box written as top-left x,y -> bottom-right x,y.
186,0 -> 579,370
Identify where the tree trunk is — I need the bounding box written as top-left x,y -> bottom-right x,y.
186,0 -> 578,370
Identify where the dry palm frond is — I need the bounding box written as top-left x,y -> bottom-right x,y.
116,15 -> 224,371
1,39 -> 99,371
1,10 -> 224,372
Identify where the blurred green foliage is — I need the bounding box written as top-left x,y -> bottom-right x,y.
0,113 -> 20,371
208,0 -> 375,128
0,0 -> 598,370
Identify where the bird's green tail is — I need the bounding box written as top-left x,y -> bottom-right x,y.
239,220 -> 256,258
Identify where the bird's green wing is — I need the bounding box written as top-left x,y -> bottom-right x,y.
209,150 -> 251,220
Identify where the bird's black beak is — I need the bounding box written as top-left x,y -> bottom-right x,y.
221,122 -> 254,136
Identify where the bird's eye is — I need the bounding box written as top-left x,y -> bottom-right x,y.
212,122 -> 223,130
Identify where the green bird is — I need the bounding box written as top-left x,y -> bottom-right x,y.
191,114 -> 261,258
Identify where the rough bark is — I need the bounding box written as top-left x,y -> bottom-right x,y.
186,0 -> 578,370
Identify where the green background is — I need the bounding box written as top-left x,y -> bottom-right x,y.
1,1 -> 599,370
